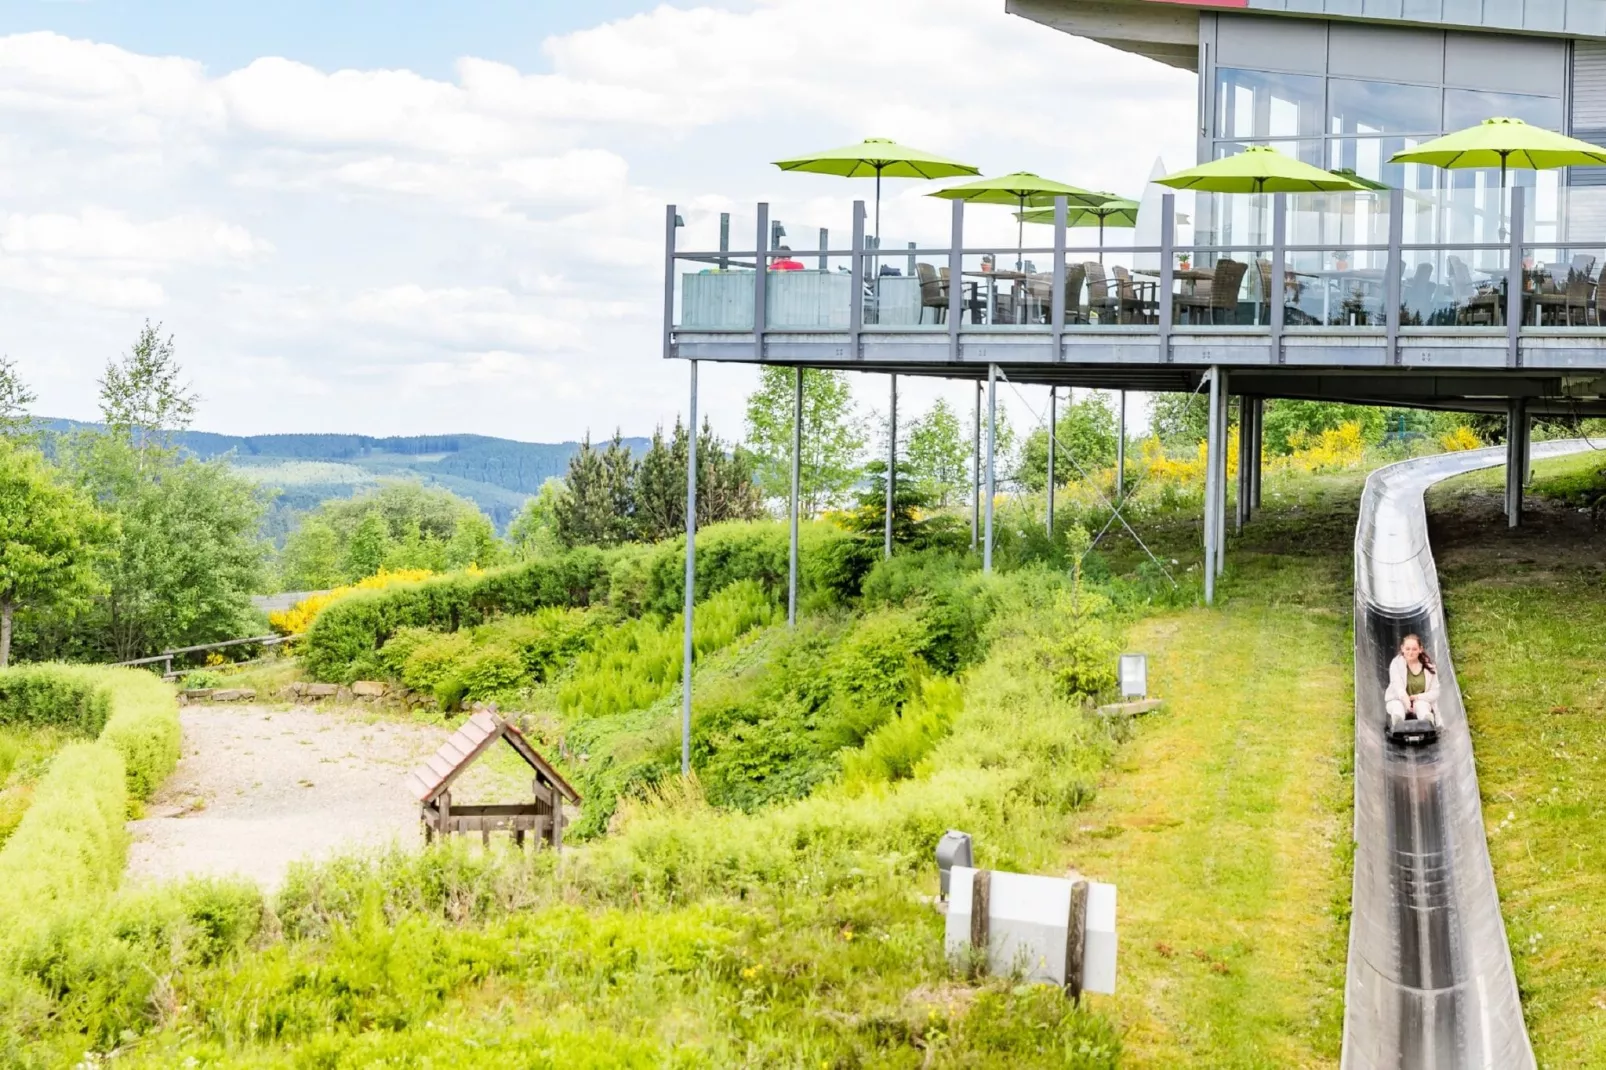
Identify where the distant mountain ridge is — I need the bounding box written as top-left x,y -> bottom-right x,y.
39,419 -> 650,535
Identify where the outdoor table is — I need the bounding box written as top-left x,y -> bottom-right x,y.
1135,267 -> 1215,295
1472,268 -> 1554,325
962,269 -> 1032,324
1294,267 -> 1387,325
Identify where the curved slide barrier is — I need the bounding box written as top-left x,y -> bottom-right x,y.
1344,441 -> 1595,1069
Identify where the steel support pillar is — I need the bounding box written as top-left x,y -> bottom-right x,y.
885,374 -> 897,559
681,360 -> 699,776
1216,374 -> 1229,579
972,382 -> 981,552
1506,398 -> 1527,528
1236,395 -> 1249,534
1249,396 -> 1263,511
1116,390 -> 1126,502
788,367 -> 801,629
1046,386 -> 1057,536
985,364 -> 998,574
1204,367 -> 1221,604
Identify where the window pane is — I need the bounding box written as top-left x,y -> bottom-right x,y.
1443,89 -> 1562,131
1215,68 -> 1324,139
1329,79 -> 1440,136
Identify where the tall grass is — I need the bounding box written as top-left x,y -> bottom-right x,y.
557,580 -> 777,720
0,565 -> 1131,1067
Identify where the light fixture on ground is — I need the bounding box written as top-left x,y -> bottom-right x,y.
935,830 -> 973,898
1118,654 -> 1148,701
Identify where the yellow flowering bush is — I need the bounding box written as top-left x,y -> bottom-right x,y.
1138,428 -> 1239,488
270,568 -> 435,636
1275,421 -> 1367,472
1439,425 -> 1482,452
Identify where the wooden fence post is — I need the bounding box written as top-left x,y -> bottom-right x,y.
1065,879 -> 1089,1000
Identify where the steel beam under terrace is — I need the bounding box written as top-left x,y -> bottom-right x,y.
666,189 -> 1606,414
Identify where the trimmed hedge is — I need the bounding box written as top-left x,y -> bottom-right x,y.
0,666 -> 180,933
0,667 -> 113,737
0,742 -> 127,929
302,521 -> 873,683
301,547 -> 614,682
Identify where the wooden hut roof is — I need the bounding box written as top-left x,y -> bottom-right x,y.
406,711 -> 580,806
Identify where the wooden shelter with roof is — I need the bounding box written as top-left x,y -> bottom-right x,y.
407,709 -> 580,849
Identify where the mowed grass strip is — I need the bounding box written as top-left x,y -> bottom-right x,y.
1430,461 -> 1606,1067
1071,554 -> 1353,1069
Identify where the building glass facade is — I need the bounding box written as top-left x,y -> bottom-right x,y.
1184,13 -> 1581,323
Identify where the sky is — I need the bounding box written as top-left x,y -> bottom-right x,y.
2,0 -> 1196,443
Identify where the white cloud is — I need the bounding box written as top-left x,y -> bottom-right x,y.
0,1 -> 1195,440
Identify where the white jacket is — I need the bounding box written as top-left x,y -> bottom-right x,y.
1386,655 -> 1440,711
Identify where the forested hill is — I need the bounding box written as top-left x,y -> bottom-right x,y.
39,419 -> 649,534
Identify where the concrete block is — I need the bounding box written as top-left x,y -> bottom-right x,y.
944,867 -> 1118,993
210,688 -> 256,703
1095,699 -> 1164,718
352,680 -> 388,698
303,683 -> 339,699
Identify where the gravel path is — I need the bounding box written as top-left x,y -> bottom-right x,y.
125,704 -> 450,891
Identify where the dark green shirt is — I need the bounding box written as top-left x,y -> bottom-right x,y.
1406,667 -> 1427,697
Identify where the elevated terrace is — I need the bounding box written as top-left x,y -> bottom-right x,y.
663,188 -> 1606,415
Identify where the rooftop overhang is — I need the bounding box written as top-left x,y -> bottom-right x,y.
1005,0 -> 1203,69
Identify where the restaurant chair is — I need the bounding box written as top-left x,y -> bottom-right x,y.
1538,272 -> 1594,325
1447,256 -> 1501,326
1255,257 -> 1304,324
916,262 -> 948,324
939,266 -> 986,323
1064,263 -> 1087,324
1084,262 -> 1145,324
1176,258 -> 1247,325
1111,266 -> 1156,324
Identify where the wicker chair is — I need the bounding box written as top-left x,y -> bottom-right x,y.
1064,263 -> 1088,324
1176,258 -> 1248,325
1111,266 -> 1157,323
1537,271 -> 1594,325
1447,256 -> 1501,326
1255,257 -> 1306,324
1085,261 -> 1146,324
938,266 -> 986,323
916,262 -> 947,324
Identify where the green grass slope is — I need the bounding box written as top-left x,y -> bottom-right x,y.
1428,456 -> 1606,1066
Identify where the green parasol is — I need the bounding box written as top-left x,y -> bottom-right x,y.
1016,195 -> 1140,257
1388,117 -> 1606,189
1158,146 -> 1365,194
773,138 -> 979,261
929,172 -> 1104,270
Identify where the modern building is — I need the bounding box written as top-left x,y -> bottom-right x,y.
1009,0 -> 1600,244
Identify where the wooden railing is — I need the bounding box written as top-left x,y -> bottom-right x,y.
114,634 -> 290,680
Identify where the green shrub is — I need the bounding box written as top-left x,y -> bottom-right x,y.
839,676 -> 965,789
180,669 -> 226,689
688,608 -> 933,814
629,520 -> 871,619
558,580 -> 777,720
0,742 -> 127,933
860,551 -> 999,673
0,667 -> 178,802
0,668 -> 112,737
93,669 -> 182,801
301,546 -> 614,682
378,607 -> 607,710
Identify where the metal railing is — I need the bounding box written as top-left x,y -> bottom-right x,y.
664,187 -> 1605,369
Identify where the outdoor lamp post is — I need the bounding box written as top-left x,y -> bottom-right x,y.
1118,654 -> 1147,701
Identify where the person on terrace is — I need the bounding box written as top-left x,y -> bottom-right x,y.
1386,633 -> 1440,726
